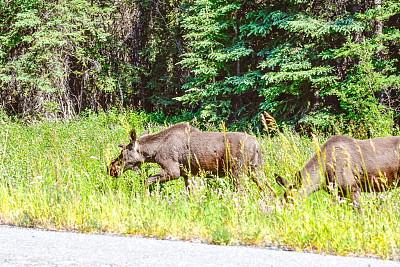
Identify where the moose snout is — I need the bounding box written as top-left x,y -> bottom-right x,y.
108,162 -> 122,178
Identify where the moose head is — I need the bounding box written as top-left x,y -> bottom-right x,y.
108,129 -> 149,177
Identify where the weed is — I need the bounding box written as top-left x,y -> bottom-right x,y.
0,111 -> 399,259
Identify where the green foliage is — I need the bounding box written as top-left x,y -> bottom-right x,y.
177,0 -> 400,134
178,0 -> 260,124
1,0 -> 114,88
0,0 -> 116,117
331,38 -> 399,137
1,0 -> 400,134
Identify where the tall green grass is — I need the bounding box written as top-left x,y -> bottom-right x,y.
0,110 -> 399,260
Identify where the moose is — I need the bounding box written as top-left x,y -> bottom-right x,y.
108,123 -> 267,191
275,135 -> 400,210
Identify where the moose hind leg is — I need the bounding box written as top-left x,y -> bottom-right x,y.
250,167 -> 276,193
231,167 -> 244,192
250,172 -> 263,191
182,175 -> 192,194
350,185 -> 362,212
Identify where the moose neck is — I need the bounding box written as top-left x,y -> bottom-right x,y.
299,153 -> 324,190
137,134 -> 162,163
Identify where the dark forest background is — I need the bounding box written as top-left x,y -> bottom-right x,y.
1,0 -> 400,136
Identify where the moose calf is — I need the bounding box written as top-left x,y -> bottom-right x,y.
109,123 -> 266,192
275,135 -> 400,210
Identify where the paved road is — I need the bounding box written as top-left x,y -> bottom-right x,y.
0,225 -> 399,267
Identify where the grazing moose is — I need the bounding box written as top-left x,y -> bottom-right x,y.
275,135 -> 400,210
108,123 -> 267,192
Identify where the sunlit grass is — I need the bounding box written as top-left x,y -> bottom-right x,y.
0,110 -> 399,260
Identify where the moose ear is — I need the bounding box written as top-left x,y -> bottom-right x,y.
129,129 -> 137,142
140,130 -> 149,138
275,173 -> 290,187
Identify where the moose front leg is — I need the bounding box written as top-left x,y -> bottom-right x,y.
146,161 -> 181,186
147,171 -> 177,185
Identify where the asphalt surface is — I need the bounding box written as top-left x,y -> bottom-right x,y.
0,225 -> 399,267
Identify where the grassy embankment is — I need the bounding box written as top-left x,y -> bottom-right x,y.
0,110 -> 399,260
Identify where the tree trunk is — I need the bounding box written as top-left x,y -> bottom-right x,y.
374,0 -> 386,106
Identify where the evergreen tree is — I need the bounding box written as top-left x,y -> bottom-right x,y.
0,0 -> 399,135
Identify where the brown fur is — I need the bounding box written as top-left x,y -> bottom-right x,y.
275,135 -> 400,210
109,123 -> 266,191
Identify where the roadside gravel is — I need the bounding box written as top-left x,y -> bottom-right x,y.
0,225 -> 399,266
